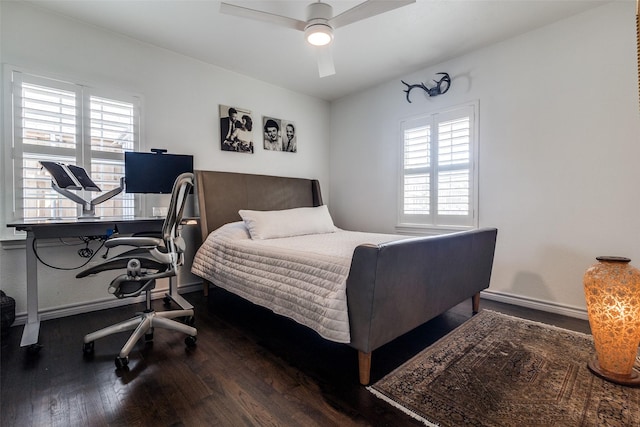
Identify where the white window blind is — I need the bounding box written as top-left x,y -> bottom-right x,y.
87,95 -> 136,217
399,102 -> 478,229
7,70 -> 139,222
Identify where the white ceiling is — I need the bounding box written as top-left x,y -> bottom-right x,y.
25,0 -> 609,101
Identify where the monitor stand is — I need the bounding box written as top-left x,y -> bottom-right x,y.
52,177 -> 125,218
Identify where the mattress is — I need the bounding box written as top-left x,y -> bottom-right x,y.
191,222 -> 406,343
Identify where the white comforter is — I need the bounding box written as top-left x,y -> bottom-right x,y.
191,222 -> 405,343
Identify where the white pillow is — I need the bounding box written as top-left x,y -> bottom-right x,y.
238,205 -> 337,240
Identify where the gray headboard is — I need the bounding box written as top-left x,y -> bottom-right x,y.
194,170 -> 323,242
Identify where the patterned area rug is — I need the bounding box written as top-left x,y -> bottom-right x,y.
368,310 -> 640,427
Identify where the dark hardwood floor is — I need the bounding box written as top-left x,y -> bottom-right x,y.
1,288 -> 590,426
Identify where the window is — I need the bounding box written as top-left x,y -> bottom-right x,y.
398,102 -> 478,230
5,69 -> 139,223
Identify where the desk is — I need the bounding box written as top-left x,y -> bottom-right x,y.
6,217 -> 192,351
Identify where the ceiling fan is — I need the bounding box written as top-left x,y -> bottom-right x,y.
220,0 -> 416,78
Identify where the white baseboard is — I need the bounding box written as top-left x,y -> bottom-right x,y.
11,282 -> 203,326
10,284 -> 587,327
481,289 -> 588,320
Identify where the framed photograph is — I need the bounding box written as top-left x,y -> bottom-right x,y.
262,116 -> 282,151
263,116 -> 297,152
219,104 -> 254,153
281,120 -> 297,153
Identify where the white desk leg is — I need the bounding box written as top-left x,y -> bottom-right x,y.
21,231 -> 40,348
165,275 -> 193,310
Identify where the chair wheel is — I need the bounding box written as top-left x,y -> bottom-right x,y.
144,332 -> 154,342
163,296 -> 171,306
83,341 -> 95,355
115,356 -> 129,370
185,336 -> 197,348
27,343 -> 42,355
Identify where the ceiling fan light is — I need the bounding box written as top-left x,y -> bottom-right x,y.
305,24 -> 333,46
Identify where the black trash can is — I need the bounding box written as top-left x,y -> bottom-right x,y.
1,290 -> 16,338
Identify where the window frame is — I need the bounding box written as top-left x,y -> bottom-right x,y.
397,101 -> 479,233
2,66 -> 142,238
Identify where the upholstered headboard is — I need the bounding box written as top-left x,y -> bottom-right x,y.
194,170 -> 323,242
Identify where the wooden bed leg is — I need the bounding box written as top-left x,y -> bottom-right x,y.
358,351 -> 372,386
472,292 -> 480,314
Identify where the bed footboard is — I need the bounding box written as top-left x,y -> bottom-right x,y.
346,227 -> 498,384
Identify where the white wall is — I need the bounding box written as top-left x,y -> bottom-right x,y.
2,1 -> 638,322
329,1 -> 640,316
0,1 -> 330,317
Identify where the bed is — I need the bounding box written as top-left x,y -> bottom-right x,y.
191,170 -> 498,385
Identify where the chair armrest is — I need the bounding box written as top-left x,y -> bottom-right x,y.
105,236 -> 163,249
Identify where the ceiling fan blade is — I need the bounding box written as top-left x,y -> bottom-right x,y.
329,0 -> 415,29
316,45 -> 335,78
220,2 -> 307,31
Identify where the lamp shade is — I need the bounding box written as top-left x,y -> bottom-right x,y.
583,256 -> 640,386
305,2 -> 333,47
305,23 -> 333,46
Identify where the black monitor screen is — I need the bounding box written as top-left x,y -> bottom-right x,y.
124,151 -> 194,194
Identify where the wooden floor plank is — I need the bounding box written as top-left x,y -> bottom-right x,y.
1,288 -> 590,426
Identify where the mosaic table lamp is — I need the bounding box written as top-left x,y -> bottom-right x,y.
583,256 -> 640,386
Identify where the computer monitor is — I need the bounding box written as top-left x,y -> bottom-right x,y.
124,150 -> 194,194
40,161 -> 102,192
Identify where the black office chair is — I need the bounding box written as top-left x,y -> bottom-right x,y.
78,172 -> 197,369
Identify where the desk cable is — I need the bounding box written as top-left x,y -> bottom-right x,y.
32,236 -> 107,270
